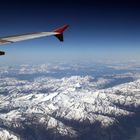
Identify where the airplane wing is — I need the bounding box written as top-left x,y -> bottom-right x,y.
0,24 -> 69,55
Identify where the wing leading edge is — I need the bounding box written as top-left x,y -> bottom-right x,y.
0,24 -> 69,55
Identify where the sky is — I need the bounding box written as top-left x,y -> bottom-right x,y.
0,0 -> 140,64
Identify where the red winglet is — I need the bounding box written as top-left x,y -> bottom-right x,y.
53,25 -> 69,42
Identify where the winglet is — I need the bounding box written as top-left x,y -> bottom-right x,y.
53,25 -> 69,42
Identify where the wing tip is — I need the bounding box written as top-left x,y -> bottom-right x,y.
53,24 -> 69,34
53,24 -> 69,42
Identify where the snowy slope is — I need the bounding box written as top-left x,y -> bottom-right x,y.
0,74 -> 140,140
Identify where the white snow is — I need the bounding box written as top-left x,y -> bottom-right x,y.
0,65 -> 140,139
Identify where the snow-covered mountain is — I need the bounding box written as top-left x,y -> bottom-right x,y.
0,72 -> 140,140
